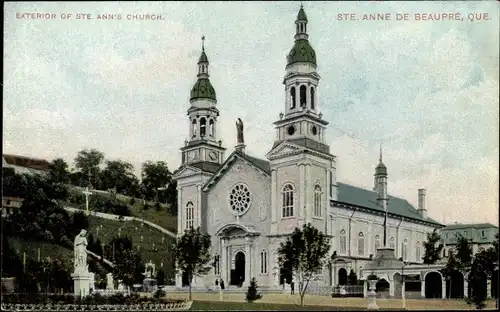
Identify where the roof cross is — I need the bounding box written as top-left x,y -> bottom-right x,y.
201,35 -> 205,52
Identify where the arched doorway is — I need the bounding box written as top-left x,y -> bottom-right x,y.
492,270 -> 498,299
338,268 -> 347,285
445,270 -> 464,298
231,251 -> 245,286
425,272 -> 442,298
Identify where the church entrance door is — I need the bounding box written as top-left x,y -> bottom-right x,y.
231,251 -> 245,286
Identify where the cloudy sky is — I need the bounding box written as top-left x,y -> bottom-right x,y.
4,1 -> 499,226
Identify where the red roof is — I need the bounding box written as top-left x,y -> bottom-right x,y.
3,154 -> 50,171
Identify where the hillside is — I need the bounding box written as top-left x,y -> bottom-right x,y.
63,186 -> 177,234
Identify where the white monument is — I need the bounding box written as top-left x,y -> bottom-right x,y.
89,273 -> 95,292
106,273 -> 115,291
71,229 -> 91,297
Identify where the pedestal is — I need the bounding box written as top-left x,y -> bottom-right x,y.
367,280 -> 379,310
71,271 -> 91,297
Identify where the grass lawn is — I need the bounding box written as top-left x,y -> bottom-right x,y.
190,300 -> 398,311
9,237 -> 73,263
167,292 -> 498,310
87,216 -> 176,282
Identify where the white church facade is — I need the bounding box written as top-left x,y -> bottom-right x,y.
172,6 -> 443,290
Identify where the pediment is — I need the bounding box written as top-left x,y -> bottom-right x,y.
266,142 -> 303,159
172,165 -> 202,179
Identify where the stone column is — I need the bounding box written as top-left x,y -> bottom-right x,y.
487,280 -> 492,299
295,85 -> 300,109
306,85 -> 311,109
197,184 -> 202,228
305,164 -> 311,221
177,187 -> 182,236
389,278 -> 395,297
441,278 -> 446,299
464,279 -> 468,298
421,280 -> 426,298
298,163 -> 305,219
364,279 -> 368,298
221,238 -> 227,285
245,237 -> 251,286
271,169 -> 277,222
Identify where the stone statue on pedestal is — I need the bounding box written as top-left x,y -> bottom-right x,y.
74,229 -> 88,271
106,273 -> 114,290
236,118 -> 244,144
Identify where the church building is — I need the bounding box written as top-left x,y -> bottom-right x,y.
172,6 -> 443,290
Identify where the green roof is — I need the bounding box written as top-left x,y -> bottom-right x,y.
198,51 -> 208,64
297,7 -> 308,22
375,162 -> 387,175
190,78 -> 216,101
441,223 -> 498,230
336,183 -> 442,226
287,39 -> 317,66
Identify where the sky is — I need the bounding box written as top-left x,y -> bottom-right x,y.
4,1 -> 499,226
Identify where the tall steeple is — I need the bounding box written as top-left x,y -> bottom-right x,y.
374,144 -> 389,246
181,37 -> 225,166
270,4 -> 329,156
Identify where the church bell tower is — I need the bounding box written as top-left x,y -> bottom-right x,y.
266,5 -> 337,236
181,37 -> 226,165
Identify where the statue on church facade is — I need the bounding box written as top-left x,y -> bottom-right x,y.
236,118 -> 244,144
74,229 -> 88,270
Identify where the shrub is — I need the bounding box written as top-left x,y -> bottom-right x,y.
128,198 -> 136,206
154,202 -> 162,211
245,277 -> 262,302
153,288 -> 166,299
143,204 -> 150,211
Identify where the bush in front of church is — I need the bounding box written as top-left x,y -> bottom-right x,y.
246,277 -> 262,303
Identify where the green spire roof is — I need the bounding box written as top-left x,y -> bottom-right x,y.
297,5 -> 308,21
375,162 -> 387,175
198,51 -> 208,64
190,78 -> 216,101
287,39 -> 317,66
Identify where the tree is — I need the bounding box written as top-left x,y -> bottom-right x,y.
174,227 -> 212,300
423,229 -> 443,264
100,160 -> 139,196
455,235 -> 473,272
106,237 -> 143,287
246,277 -> 262,302
48,158 -> 70,184
347,269 -> 358,285
156,269 -> 166,286
441,252 -> 459,298
467,250 -> 490,309
277,223 -> 330,306
74,149 -> 105,188
141,161 -> 172,202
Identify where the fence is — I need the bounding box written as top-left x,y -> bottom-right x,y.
1,302 -> 193,311
331,285 -> 364,297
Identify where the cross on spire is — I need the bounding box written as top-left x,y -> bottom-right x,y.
201,35 -> 205,52
379,142 -> 383,163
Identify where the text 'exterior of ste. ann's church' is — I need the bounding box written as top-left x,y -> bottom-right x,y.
172,6 -> 443,290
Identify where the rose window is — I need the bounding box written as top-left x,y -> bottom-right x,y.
229,183 -> 252,215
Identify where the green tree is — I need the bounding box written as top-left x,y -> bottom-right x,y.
467,250 -> 490,309
141,161 -> 172,202
441,252 -> 459,298
156,269 -> 166,285
100,160 -> 139,196
277,223 -> 330,306
347,269 -> 358,285
106,237 -> 143,287
455,235 -> 473,272
48,158 -> 71,184
174,227 -> 212,300
246,277 -> 262,302
74,149 -> 105,188
423,229 -> 443,264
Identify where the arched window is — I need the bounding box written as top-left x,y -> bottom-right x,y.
260,249 -> 268,274
213,254 -> 220,275
313,185 -> 322,217
290,87 -> 296,109
209,119 -> 214,137
192,119 -> 197,137
358,232 -> 365,256
374,234 -> 381,252
300,85 -> 307,107
185,201 -> 194,229
402,239 -> 408,261
416,241 -> 421,262
281,184 -> 294,218
389,237 -> 395,249
200,118 -> 207,136
340,229 -> 347,254
310,87 -> 315,110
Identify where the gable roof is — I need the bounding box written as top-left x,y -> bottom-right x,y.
3,154 -> 50,171
441,223 -> 498,230
335,183 -> 443,226
202,150 -> 270,191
